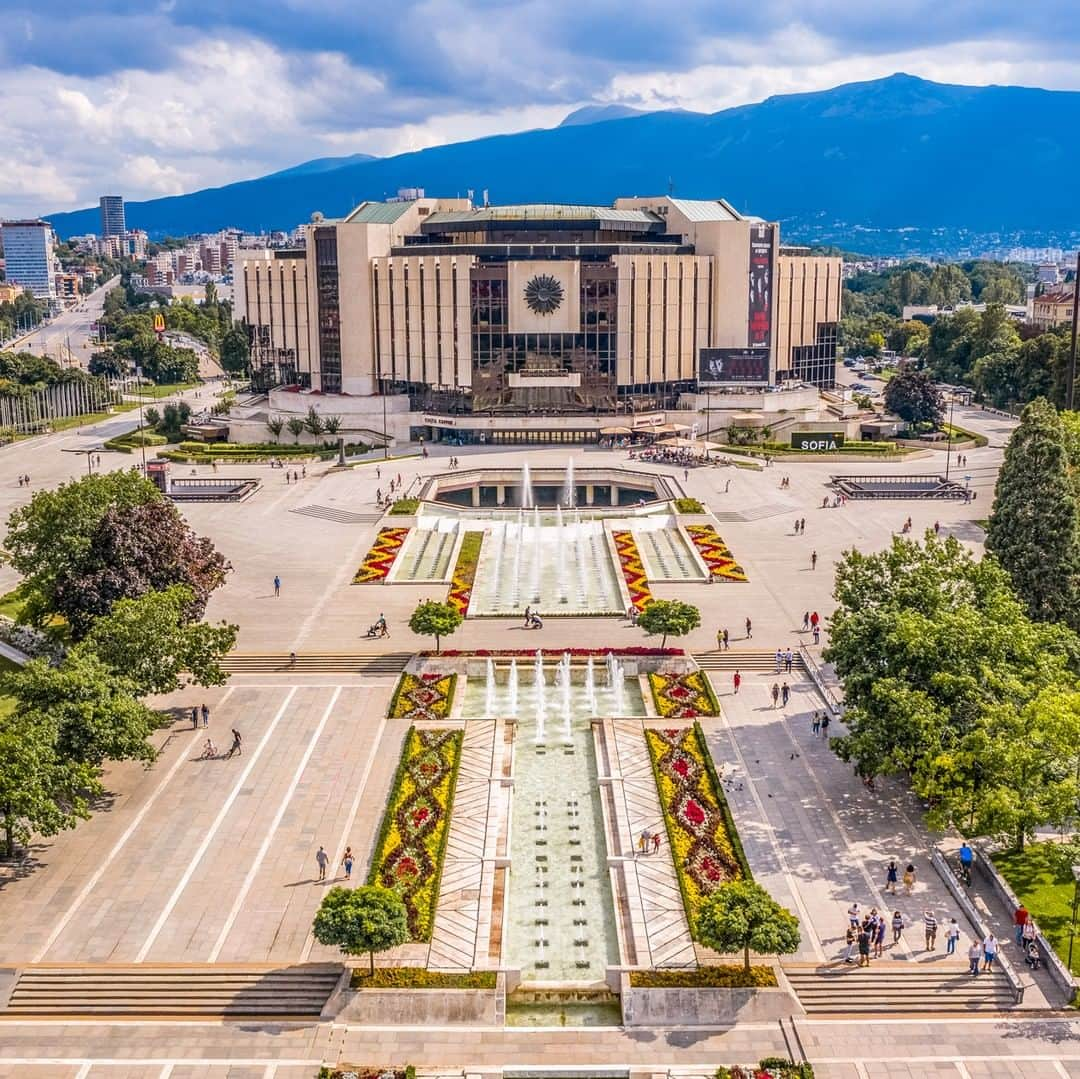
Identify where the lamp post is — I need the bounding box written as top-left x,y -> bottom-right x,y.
1069,865 -> 1080,973
944,392 -> 956,482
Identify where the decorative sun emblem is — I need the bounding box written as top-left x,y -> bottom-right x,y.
523,273 -> 564,315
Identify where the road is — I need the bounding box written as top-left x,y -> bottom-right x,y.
4,276 -> 119,367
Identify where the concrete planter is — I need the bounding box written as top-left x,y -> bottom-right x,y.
619,973 -> 801,1026
332,985 -> 500,1025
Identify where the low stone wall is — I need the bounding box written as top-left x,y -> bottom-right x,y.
619,973 -> 800,1026
976,844 -> 1077,1002
331,985 -> 500,1025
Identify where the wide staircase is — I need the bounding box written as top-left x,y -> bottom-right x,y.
221,652 -> 411,675
5,963 -> 343,1018
783,963 -> 1019,1014
692,649 -> 808,673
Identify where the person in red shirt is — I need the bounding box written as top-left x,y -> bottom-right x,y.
1014,904 -> 1030,945
733,670 -> 741,694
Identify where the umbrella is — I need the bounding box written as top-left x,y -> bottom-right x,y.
600,425 -> 633,435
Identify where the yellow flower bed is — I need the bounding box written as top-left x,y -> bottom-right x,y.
648,670 -> 720,718
353,527 -> 409,583
684,523 -> 748,582
388,672 -> 456,720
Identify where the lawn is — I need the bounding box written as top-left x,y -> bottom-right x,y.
45,402 -> 140,432
0,654 -> 21,719
128,381 -> 201,399
993,842 -> 1080,975
0,586 -> 27,622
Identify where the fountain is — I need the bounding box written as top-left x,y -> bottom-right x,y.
584,655 -> 597,716
508,659 -> 519,714
522,462 -> 533,509
563,457 -> 576,508
533,650 -> 546,744
558,652 -> 573,743
485,657 -> 496,717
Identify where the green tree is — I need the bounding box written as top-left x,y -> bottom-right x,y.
0,712 -> 100,860
1,652 -> 159,767
928,264 -> 973,308
220,326 -> 250,376
312,885 -> 409,975
78,584 -> 237,696
303,406 -> 325,436
986,398 -> 1080,630
286,417 -> 305,442
266,416 -> 285,441
696,880 -> 801,972
637,599 -> 701,648
51,498 -> 231,639
408,600 -> 463,653
883,370 -> 944,427
4,470 -> 161,626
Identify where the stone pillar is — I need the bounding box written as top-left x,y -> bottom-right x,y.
585,485 -> 594,506
496,485 -> 506,506
472,485 -> 482,508
610,485 -> 620,507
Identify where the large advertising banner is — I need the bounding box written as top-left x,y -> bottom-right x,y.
748,224 -> 774,348
698,347 -> 770,385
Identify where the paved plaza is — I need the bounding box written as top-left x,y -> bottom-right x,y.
2,403 -> 1064,1076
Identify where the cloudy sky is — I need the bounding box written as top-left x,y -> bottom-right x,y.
2,0 -> 1078,218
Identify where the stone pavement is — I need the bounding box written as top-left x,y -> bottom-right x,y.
0,677 -> 403,965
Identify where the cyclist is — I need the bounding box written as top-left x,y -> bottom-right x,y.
959,842 -> 974,883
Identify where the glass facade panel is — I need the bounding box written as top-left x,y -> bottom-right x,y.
314,228 -> 342,394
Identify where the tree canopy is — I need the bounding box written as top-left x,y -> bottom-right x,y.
312,885 -> 409,974
696,880 -> 801,972
825,532 -> 1080,847
986,398 -> 1080,632
882,369 -> 944,427
408,600 -> 463,653
637,599 -> 701,648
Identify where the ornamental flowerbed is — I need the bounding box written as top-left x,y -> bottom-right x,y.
648,670 -> 720,718
684,524 -> 748,582
353,527 -> 409,583
629,965 -> 776,989
368,726 -> 463,940
645,723 -> 750,935
446,531 -> 483,615
388,672 -> 456,721
612,530 -> 653,611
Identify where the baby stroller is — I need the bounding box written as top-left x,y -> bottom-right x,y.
1024,941 -> 1042,971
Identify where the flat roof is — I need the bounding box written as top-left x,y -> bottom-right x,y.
423,205 -> 661,227
666,198 -> 743,222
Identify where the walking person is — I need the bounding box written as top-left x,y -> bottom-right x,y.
812,624 -> 821,645
745,616 -> 752,640
802,611 -> 810,631
733,670 -> 741,694
342,846 -> 355,880
226,728 -> 242,758
812,712 -> 821,736
892,909 -> 905,945
638,830 -> 649,855
982,933 -> 998,971
820,712 -> 830,738
525,605 -> 532,628
874,914 -> 886,958
1014,903 -> 1030,946
201,703 -> 209,728
717,628 -> 724,652
771,682 -> 780,708
316,846 -> 329,881
968,939 -> 983,975
843,924 -> 857,963
810,550 -> 818,570
923,909 -> 938,950
903,862 -> 916,895
781,682 -> 790,707
946,918 -> 960,955
857,923 -> 872,967
775,648 -> 782,674
886,860 -> 899,894
191,705 -> 199,729
785,648 -> 794,673
722,628 -> 729,649
652,832 -> 661,854
274,574 -> 281,597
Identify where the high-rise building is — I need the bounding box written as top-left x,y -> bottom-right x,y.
0,219 -> 57,300
99,195 -> 126,238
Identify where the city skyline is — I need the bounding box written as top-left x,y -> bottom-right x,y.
2,0 -> 1080,217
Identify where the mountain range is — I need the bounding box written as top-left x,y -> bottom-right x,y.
43,74 -> 1080,250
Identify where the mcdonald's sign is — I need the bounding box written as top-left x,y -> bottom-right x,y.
153,313 -> 165,335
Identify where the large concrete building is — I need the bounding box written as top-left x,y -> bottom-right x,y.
234,196 -> 842,444
99,195 -> 126,239
0,219 -> 58,301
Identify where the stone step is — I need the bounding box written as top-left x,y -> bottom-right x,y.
782,965 -> 1017,1013
221,652 -> 411,674
6,964 -> 343,1017
291,504 -> 385,524
692,650 -> 809,672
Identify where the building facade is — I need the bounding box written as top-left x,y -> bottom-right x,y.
235,197 -> 841,441
1032,285 -> 1076,331
99,195 -> 126,239
0,220 -> 58,301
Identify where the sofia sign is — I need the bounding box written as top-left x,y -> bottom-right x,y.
791,432 -> 845,451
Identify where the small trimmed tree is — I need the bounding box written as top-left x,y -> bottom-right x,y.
312,885 -> 409,975
637,599 -> 701,649
408,599 -> 463,653
266,416 -> 285,442
697,880 -> 801,972
286,417 -> 305,442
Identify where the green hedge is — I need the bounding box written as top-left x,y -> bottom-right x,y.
629,965 -> 776,988
389,497 -> 420,515
350,968 -> 496,989
103,430 -> 169,453
673,497 -> 705,513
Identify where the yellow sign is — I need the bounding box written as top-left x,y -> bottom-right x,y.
153,313 -> 165,332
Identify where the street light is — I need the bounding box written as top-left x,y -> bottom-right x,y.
1068,865 -> 1080,973
944,392 -> 956,482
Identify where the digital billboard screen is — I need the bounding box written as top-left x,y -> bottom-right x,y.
748,223 -> 774,349
699,347 -> 770,385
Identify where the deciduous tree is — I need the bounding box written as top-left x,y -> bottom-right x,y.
882,369 -> 944,427
312,886 -> 409,975
696,880 -> 801,972
408,600 -> 463,653
637,599 -> 701,649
